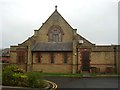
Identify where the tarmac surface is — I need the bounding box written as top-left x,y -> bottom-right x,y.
45,77 -> 119,89
1,77 -> 119,90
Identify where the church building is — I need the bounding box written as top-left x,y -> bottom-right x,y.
10,6 -> 119,74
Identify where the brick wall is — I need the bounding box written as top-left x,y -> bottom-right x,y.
32,52 -> 72,73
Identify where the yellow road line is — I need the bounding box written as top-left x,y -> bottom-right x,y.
44,80 -> 58,90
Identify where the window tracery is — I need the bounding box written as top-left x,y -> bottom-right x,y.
48,25 -> 63,42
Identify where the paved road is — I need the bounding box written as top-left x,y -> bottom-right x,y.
45,77 -> 119,89
1,77 -> 119,90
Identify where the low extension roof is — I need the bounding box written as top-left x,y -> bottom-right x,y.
32,42 -> 73,51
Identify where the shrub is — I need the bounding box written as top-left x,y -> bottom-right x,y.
3,65 -> 19,72
2,69 -> 14,86
2,65 -> 18,86
26,72 -> 44,88
2,65 -> 28,86
12,73 -> 28,87
2,65 -> 48,88
37,80 -> 49,88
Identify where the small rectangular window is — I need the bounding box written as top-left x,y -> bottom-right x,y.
38,52 -> 41,63
64,52 -> 67,64
51,52 -> 54,63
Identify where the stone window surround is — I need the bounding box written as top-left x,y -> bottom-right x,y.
47,25 -> 64,42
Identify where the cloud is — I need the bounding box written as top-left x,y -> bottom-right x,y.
1,0 -> 119,48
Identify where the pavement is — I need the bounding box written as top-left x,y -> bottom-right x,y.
82,73 -> 119,78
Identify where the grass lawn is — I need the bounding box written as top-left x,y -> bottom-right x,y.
42,72 -> 120,78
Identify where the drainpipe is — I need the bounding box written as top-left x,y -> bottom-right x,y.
26,46 -> 28,72
113,46 -> 116,73
77,47 -> 78,73
31,51 -> 33,71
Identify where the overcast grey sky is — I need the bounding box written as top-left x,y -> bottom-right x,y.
0,0 -> 119,49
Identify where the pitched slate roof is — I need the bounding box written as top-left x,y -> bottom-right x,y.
32,42 -> 73,51
0,48 -> 10,57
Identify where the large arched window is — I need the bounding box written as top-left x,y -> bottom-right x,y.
48,25 -> 64,42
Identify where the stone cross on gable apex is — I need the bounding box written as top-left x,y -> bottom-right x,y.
55,5 -> 57,10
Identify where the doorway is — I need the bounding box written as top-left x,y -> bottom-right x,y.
81,49 -> 90,72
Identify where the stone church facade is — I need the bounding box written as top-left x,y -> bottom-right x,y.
10,7 -> 119,74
